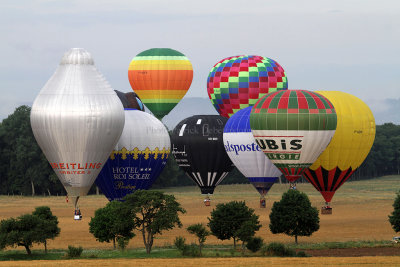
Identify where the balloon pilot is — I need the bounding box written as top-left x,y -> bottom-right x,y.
260,197 -> 266,208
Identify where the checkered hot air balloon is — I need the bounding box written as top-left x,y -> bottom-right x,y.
302,91 -> 375,211
207,55 -> 288,118
128,48 -> 193,119
250,90 -> 337,187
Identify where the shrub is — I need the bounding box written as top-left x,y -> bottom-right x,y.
263,242 -> 296,257
184,243 -> 201,257
174,236 -> 186,254
246,236 -> 264,252
67,245 -> 83,258
117,236 -> 129,250
296,250 -> 309,257
174,236 -> 200,257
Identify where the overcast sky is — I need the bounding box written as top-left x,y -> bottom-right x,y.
0,0 -> 399,123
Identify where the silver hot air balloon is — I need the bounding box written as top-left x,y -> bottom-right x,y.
31,48 -> 125,218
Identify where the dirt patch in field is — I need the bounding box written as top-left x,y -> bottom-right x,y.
303,246 -> 400,257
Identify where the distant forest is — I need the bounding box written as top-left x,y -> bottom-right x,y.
0,105 -> 399,196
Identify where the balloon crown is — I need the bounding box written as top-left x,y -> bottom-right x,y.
60,48 -> 94,65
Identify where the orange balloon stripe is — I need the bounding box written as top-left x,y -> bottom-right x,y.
128,70 -> 193,91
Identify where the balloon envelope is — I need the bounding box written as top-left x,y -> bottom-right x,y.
250,90 -> 337,182
128,48 -> 193,119
223,107 -> 281,197
207,55 -> 288,118
171,115 -> 234,194
303,91 -> 376,203
96,109 -> 170,201
30,48 -> 125,207
114,90 -> 145,111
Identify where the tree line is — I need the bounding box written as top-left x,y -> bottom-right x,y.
0,105 -> 399,196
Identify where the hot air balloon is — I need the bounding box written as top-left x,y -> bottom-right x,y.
207,55 -> 288,118
128,48 -> 193,119
302,91 -> 376,213
31,48 -> 125,219
250,90 -> 337,188
223,106 -> 282,207
96,109 -> 170,201
114,90 -> 145,111
171,115 -> 234,205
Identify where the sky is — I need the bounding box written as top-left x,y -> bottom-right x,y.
0,0 -> 399,124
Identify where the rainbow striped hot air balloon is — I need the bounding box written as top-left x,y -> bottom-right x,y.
207,55 -> 288,118
250,90 -> 337,188
128,48 -> 193,119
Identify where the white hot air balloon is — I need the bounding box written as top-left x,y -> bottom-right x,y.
31,48 -> 125,218
223,107 -> 281,207
96,109 -> 171,201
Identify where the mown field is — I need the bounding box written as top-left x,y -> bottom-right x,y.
1,257 -> 400,267
0,176 -> 399,265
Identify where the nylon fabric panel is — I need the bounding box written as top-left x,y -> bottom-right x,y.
96,110 -> 170,201
310,91 -> 376,170
223,107 -> 281,196
303,166 -> 355,202
250,90 -> 337,182
128,48 -> 193,119
171,115 -> 234,195
30,48 -> 125,198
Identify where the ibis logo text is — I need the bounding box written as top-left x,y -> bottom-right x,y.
255,139 -> 302,151
255,136 -> 303,161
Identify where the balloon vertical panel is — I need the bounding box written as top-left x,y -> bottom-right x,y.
96,110 -> 170,201
250,90 -> 337,182
223,107 -> 281,196
303,91 -> 376,203
31,48 -> 125,199
171,115 -> 234,194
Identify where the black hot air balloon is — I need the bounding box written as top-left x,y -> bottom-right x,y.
171,115 -> 234,205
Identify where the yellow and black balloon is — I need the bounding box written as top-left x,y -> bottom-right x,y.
303,91 -> 376,204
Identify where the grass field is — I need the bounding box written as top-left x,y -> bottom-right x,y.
1,257 -> 400,267
0,175 -> 399,251
0,175 -> 400,266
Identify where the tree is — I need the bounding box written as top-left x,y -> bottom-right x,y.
32,206 -> 60,253
269,190 -> 319,244
0,105 -> 62,196
235,220 -> 261,251
0,214 -> 44,254
389,191 -> 400,232
123,190 -> 186,254
187,223 -> 210,256
207,201 -> 261,249
89,201 -> 135,249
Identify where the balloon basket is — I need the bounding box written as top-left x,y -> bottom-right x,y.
204,197 -> 211,207
321,206 -> 332,215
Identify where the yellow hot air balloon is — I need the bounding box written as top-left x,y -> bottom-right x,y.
303,91 -> 376,212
